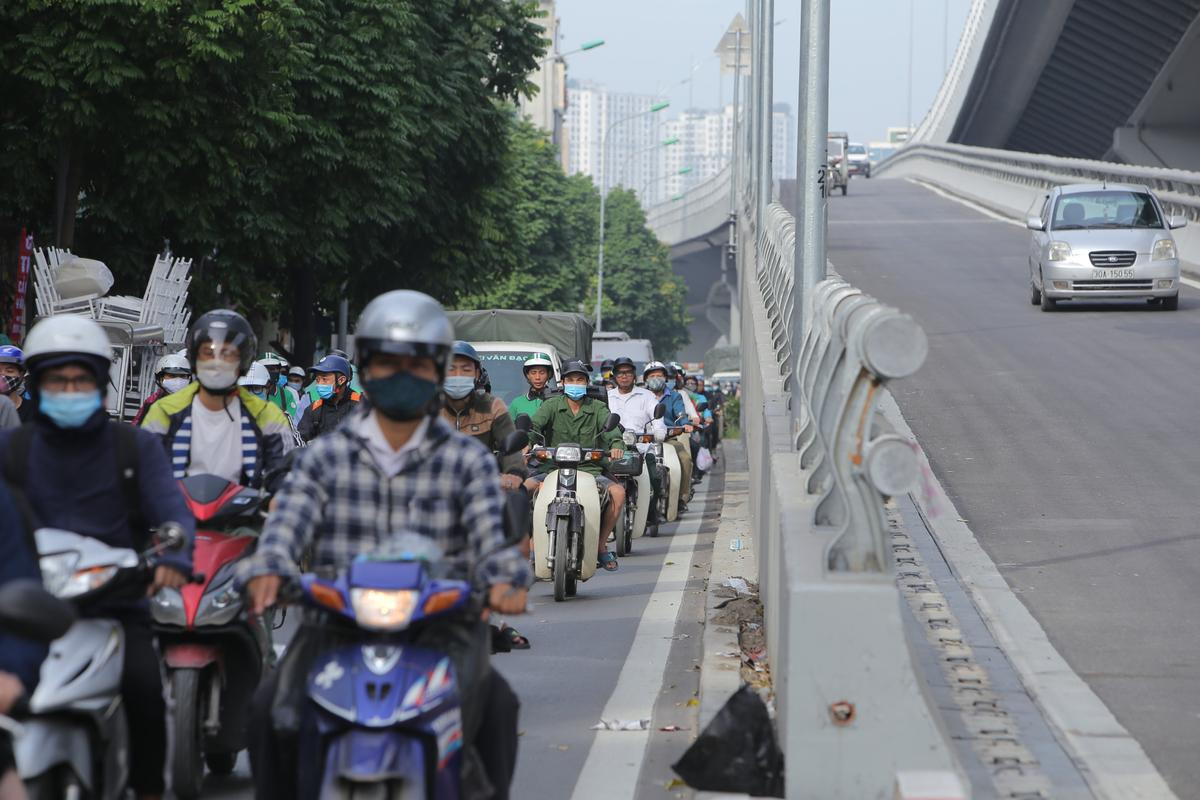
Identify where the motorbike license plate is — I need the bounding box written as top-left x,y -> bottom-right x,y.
1092,268 -> 1134,279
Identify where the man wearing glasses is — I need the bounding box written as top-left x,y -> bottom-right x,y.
142,309 -> 294,488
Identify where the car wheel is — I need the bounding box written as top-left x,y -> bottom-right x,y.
1162,293 -> 1179,311
1030,283 -> 1041,305
1041,290 -> 1056,312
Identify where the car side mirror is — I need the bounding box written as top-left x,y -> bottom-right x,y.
0,579 -> 76,642
501,430 -> 529,456
603,413 -> 621,432
514,413 -> 532,432
653,405 -> 666,420
1025,215 -> 1045,231
1169,214 -> 1188,229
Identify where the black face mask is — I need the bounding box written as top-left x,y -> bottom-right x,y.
364,372 -> 439,421
2,374 -> 23,396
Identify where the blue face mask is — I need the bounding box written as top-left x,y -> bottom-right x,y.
442,376 -> 475,400
563,383 -> 587,400
276,374 -> 287,388
250,388 -> 267,399
315,383 -> 335,400
40,390 -> 102,428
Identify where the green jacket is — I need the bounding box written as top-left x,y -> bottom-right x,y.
508,389 -> 545,424
530,393 -> 624,475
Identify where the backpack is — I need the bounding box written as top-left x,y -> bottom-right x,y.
2,421 -> 144,547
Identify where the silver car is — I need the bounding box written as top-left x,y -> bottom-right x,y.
1027,183 -> 1187,311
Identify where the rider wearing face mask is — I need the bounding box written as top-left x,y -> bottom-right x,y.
439,341 -> 523,488
296,354 -> 361,442
141,310 -> 294,487
0,315 -> 194,800
131,352 -> 192,426
0,345 -> 33,423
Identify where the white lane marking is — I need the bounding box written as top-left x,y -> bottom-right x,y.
880,392 -> 1178,800
906,177 -> 1024,227
1180,275 -> 1200,290
569,498 -> 705,800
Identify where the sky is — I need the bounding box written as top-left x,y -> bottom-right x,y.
554,0 -> 973,145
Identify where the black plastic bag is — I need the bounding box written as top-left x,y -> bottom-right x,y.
672,686 -> 785,797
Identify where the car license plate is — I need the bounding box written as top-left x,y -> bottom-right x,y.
1092,268 -> 1134,279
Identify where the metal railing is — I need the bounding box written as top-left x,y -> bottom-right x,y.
644,165 -> 732,246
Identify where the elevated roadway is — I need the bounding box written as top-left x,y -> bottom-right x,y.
828,176 -> 1200,797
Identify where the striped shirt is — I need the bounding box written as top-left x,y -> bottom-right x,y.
236,410 -> 530,589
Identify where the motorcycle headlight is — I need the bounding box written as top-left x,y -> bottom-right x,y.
1047,241 -> 1072,262
1152,239 -> 1177,261
151,586 -> 186,626
350,588 -> 418,631
195,580 -> 242,627
40,552 -> 80,597
622,431 -> 636,446
554,445 -> 582,463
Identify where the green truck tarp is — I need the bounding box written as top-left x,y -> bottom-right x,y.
447,309 -> 594,363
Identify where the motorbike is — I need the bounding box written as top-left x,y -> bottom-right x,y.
150,474 -> 272,798
16,524 -> 187,800
520,412 -> 622,602
609,447 -> 646,558
657,424 -> 690,523
287,491 -> 530,798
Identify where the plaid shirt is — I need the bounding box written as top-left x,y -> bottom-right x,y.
236,411 -> 530,589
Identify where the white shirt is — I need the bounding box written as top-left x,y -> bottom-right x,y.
607,386 -> 667,444
187,396 -> 245,483
357,411 -> 430,478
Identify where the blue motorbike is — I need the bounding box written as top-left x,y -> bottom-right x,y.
296,536 -> 473,799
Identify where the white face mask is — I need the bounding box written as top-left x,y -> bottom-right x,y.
162,377 -> 190,394
196,361 -> 240,391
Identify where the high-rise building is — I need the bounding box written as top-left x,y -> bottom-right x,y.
658,104 -> 796,201
519,1 -> 568,171
565,81 -> 667,205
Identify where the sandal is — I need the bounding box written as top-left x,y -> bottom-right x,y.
493,622 -> 531,651
598,551 -> 619,572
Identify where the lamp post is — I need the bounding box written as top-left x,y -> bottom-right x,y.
540,38 -> 605,65
615,136 -> 681,195
596,100 -> 670,331
640,165 -> 693,196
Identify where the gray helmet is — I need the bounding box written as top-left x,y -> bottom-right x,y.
354,290 -> 454,373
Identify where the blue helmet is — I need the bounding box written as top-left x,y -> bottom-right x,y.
0,345 -> 23,366
450,340 -> 481,368
312,354 -> 352,379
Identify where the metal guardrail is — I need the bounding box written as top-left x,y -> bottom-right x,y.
878,142 -> 1200,218
740,200 -> 954,795
644,165 -> 732,246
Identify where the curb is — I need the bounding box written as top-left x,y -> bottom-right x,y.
695,438 -> 756,800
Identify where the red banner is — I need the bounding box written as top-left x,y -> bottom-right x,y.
9,229 -> 32,344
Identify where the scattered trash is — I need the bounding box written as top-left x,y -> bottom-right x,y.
729,538 -> 743,551
665,561 -> 675,565
672,686 -> 785,797
659,725 -> 688,732
722,577 -> 751,595
591,718 -> 650,731
663,633 -> 691,641
686,698 -> 700,707
666,778 -> 687,789
715,651 -> 742,659
555,744 -> 569,751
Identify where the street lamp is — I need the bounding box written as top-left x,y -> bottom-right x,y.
595,100 -> 670,331
540,38 -> 605,65
614,136 -> 681,191
640,165 -> 693,196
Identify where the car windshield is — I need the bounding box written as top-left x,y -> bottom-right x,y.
847,144 -> 866,155
1051,191 -> 1163,230
477,350 -> 556,405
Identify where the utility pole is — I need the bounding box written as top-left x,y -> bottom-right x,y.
716,14 -> 750,347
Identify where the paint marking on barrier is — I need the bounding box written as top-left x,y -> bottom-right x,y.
880,391 -> 1179,800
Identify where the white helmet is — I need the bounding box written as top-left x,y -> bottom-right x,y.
155,352 -> 191,377
24,315 -> 113,383
238,362 -> 271,388
642,360 -> 668,379
523,353 -> 554,374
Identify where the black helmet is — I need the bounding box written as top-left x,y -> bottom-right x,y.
187,310 -> 257,373
561,359 -> 591,379
611,356 -> 636,372
665,363 -> 679,379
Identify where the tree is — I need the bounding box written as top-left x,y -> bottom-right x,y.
593,189 -> 690,358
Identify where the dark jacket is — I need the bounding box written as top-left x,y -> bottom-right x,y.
0,479 -> 47,691
440,392 -> 522,475
0,411 -> 195,578
297,389 -> 361,442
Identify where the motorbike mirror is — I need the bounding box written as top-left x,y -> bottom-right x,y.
653,405 -> 666,420
155,522 -> 189,553
501,491 -> 532,547
603,413 -> 621,432
514,414 -> 533,432
501,430 -> 529,456
0,579 -> 76,642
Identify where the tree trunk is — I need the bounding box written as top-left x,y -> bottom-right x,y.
289,263 -> 316,367
54,139 -> 84,249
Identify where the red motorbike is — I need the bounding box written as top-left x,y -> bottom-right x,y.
149,474 -> 272,798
